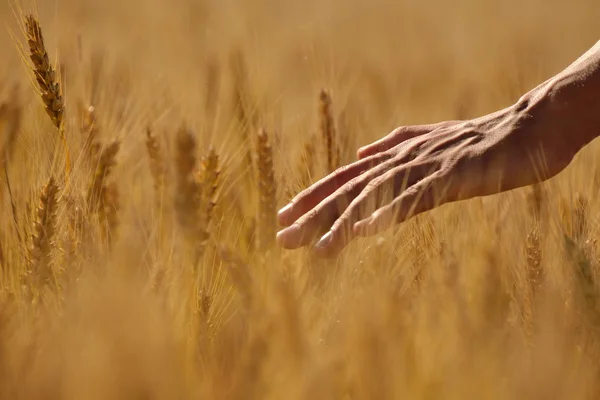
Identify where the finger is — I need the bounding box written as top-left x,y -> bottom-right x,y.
277,156 -> 403,249
277,152 -> 392,227
313,162 -> 438,257
357,120 -> 466,159
356,125 -> 435,159
353,171 -> 450,237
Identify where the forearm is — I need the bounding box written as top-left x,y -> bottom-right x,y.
519,40 -> 600,157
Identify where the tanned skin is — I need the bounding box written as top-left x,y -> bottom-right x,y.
276,40 -> 600,258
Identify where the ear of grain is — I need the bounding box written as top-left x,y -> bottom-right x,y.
174,127 -> 201,244
319,89 -> 340,174
24,15 -> 71,177
145,127 -> 167,214
526,185 -> 544,293
564,233 -> 599,326
196,146 -> 220,248
256,128 -> 277,251
87,140 -> 120,244
27,177 -> 59,294
24,15 -> 63,129
88,141 -> 120,212
80,105 -> 101,165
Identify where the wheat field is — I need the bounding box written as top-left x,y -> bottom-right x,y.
0,0 -> 600,398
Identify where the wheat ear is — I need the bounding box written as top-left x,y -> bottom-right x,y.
526,184 -> 543,292
145,127 -> 166,204
28,177 -> 59,292
88,140 -> 120,243
24,15 -> 71,176
80,105 -> 101,165
197,146 -> 220,248
256,128 -> 277,251
174,127 -> 201,242
319,89 -> 340,173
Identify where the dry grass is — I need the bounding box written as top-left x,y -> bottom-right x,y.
0,0 -> 599,398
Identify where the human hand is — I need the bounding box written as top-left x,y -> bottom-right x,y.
276,100 -> 576,258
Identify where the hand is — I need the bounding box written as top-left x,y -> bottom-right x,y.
276,100 -> 576,258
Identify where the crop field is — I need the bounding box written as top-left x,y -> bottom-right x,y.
0,0 -> 599,398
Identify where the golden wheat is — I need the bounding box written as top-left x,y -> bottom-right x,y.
256,128 -> 277,251
0,1 -> 598,398
526,185 -> 544,292
319,89 -> 340,174
145,127 -> 166,203
27,176 -> 59,293
80,105 -> 101,165
196,146 -> 219,248
24,15 -> 63,129
87,140 -> 120,244
23,14 -> 71,178
174,127 -> 201,244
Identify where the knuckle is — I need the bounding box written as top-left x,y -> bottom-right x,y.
363,177 -> 383,193
300,207 -> 321,224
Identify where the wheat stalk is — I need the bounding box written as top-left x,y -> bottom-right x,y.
319,89 -> 340,173
27,177 -> 59,293
297,134 -> 316,191
230,50 -> 256,185
145,127 -> 166,204
0,92 -> 22,166
0,98 -> 23,249
256,128 -> 277,251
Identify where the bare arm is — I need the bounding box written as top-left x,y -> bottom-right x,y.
277,39 -> 600,257
531,39 -> 600,154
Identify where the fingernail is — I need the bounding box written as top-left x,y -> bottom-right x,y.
276,224 -> 299,247
277,204 -> 293,221
315,232 -> 332,249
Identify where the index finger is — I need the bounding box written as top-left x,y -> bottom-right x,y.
278,152 -> 392,227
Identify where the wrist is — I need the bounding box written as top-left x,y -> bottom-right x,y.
515,71 -> 599,163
